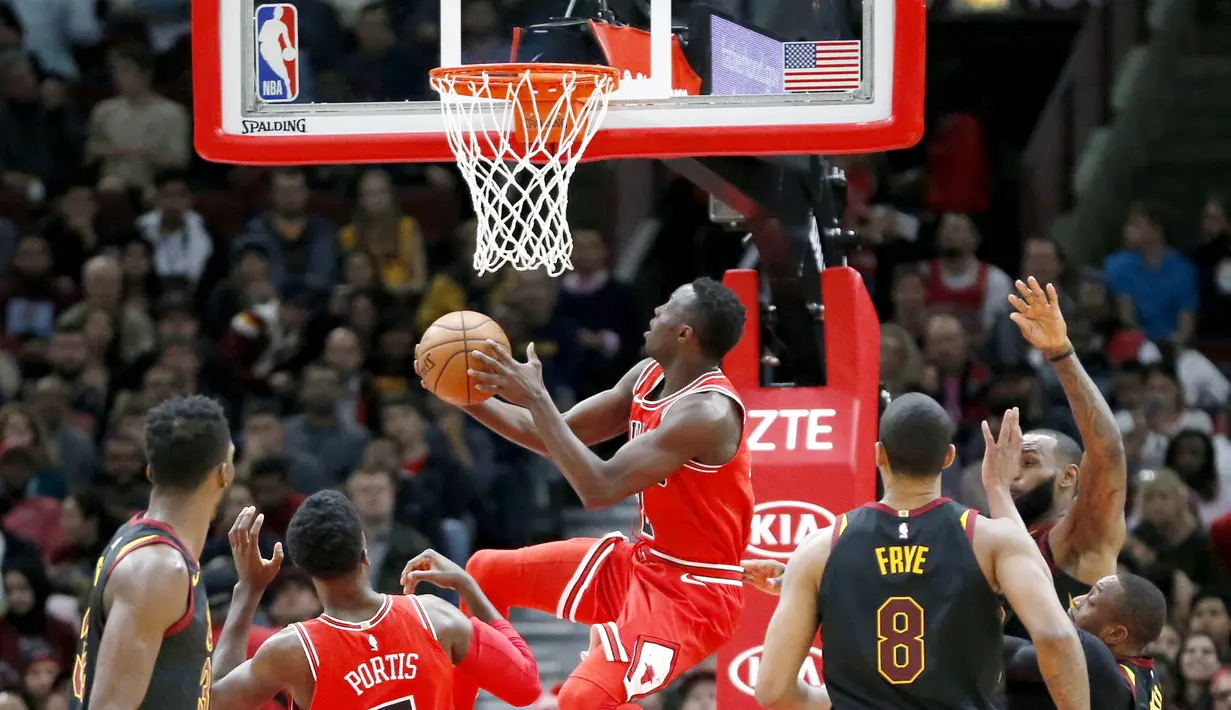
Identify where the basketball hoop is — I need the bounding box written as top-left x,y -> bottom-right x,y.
430,63 -> 620,277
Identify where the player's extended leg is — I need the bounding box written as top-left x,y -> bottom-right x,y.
463,533 -> 628,620
456,534 -> 631,710
554,565 -> 743,710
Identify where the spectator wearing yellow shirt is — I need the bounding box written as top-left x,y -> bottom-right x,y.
415,220 -> 510,335
338,169 -> 428,294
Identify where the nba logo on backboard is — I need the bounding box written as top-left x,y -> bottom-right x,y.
254,3 -> 299,103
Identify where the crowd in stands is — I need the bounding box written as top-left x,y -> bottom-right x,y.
0,0 -> 1229,708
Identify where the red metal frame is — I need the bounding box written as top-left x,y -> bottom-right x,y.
192,0 -> 926,165
716,266 -> 880,708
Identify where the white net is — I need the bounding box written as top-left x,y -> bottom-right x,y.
431,65 -> 618,277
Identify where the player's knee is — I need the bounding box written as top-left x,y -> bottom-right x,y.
557,677 -> 623,710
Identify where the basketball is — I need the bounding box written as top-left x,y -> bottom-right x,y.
282,47 -> 297,62
416,311 -> 510,407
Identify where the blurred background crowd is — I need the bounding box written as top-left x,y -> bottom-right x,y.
0,0 -> 1226,708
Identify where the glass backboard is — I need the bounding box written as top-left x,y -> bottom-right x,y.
192,0 -> 925,165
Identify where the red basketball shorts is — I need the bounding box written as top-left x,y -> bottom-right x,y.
466,533 -> 745,703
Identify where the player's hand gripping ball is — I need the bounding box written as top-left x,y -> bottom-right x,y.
415,311 -> 510,406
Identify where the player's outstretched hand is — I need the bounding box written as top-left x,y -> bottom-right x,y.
469,341 -> 547,407
741,559 -> 786,596
229,505 -> 284,593
1008,276 -> 1069,353
981,407 -> 1023,492
401,549 -> 471,593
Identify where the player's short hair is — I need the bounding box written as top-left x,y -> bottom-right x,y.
878,393 -> 954,478
686,277 -> 746,361
286,490 -> 366,580
1113,574 -> 1168,647
1026,429 -> 1084,469
143,395 -> 231,491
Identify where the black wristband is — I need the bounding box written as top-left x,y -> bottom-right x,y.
1047,348 -> 1075,363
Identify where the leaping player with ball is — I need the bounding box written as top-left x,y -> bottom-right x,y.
415,277 -> 753,710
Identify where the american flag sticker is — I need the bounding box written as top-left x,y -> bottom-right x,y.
783,40 -> 862,92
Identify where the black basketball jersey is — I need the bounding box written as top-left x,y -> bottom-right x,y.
1003,524 -> 1091,640
70,515 -> 213,710
819,498 -> 1005,710
1005,627 -> 1136,710
1118,657 -> 1161,710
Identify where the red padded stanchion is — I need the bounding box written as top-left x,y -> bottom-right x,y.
716,267 -> 880,706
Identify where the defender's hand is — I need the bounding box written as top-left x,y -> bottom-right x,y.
741,559 -> 786,596
1008,276 -> 1069,353
401,549 -> 471,593
981,407 -> 1023,493
229,506 -> 283,593
469,341 -> 548,407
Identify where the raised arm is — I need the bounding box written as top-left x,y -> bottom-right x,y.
987,519 -> 1089,710
214,508 -> 284,679
981,408 -> 1028,528
1009,277 -> 1126,554
456,358 -> 648,456
401,549 -> 541,707
87,546 -> 198,709
210,630 -> 314,710
471,346 -> 737,509
419,595 -> 542,707
528,391 -> 735,510
755,531 -> 831,710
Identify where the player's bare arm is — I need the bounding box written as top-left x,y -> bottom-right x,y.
213,506 -> 284,678
455,356 -> 649,456
401,549 -> 502,623
210,629 -> 314,710
474,343 -> 739,509
87,545 -> 193,708
1009,277 -> 1127,565
755,530 -> 832,710
981,407 -> 1027,529
403,549 -> 543,707
980,518 -> 1090,710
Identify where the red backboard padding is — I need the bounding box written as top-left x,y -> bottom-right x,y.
716,267 -> 880,706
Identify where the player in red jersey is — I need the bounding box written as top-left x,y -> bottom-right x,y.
209,492 -> 541,709
449,277 -> 752,710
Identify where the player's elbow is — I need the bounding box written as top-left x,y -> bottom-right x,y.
754,672 -> 794,708
579,491 -> 616,511
1030,621 -> 1080,656
504,676 -> 543,707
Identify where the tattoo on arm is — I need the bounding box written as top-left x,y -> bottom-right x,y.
1049,351 -> 1126,546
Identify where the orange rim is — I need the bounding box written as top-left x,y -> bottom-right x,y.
429,63 -> 620,97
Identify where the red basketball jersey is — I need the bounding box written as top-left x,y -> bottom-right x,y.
628,361 -> 754,570
293,595 -> 453,710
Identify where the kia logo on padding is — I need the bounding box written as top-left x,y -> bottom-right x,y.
746,501 -> 835,560
728,645 -> 823,696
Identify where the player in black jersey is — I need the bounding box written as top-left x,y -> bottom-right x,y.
1003,573 -> 1166,710
70,396 -> 272,709
994,277 -> 1127,632
752,396 -> 1089,710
